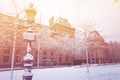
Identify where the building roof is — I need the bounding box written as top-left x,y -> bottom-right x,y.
87,30 -> 105,42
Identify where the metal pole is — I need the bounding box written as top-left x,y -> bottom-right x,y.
10,30 -> 16,80
37,38 -> 40,68
10,0 -> 18,79
73,36 -> 76,65
36,28 -> 40,68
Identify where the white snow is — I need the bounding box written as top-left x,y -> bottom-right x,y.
0,64 -> 120,80
24,63 -> 33,67
23,53 -> 33,61
22,71 -> 33,76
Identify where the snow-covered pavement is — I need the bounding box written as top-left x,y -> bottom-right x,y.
0,64 -> 120,80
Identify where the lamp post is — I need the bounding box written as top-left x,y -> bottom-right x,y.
22,28 -> 35,80
37,34 -> 40,68
22,3 -> 36,80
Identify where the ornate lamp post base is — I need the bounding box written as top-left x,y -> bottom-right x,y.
23,73 -> 33,80
22,51 -> 34,80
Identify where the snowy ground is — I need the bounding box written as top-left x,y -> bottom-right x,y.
0,64 -> 120,80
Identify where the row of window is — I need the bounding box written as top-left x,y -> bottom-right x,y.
54,27 -> 72,37
3,55 -> 21,63
2,48 -> 70,65
2,48 -> 21,63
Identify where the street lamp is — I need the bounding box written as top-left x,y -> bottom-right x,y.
25,3 -> 36,24
25,2 -> 41,68
22,27 -> 35,80
10,1 -> 36,80
22,3 -> 36,80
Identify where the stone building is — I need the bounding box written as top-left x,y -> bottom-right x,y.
0,13 -> 76,68
86,30 -> 108,64
39,17 -> 76,66
107,41 -> 120,63
73,30 -> 108,65
49,17 -> 76,38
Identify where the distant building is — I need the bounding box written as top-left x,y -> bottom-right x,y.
86,31 -> 108,64
49,17 -> 76,38
48,17 -> 76,65
107,41 -> 120,63
73,30 -> 108,65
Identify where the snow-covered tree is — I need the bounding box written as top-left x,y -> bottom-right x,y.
75,20 -> 96,59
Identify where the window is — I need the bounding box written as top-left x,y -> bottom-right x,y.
43,52 -> 47,56
16,56 -> 21,63
59,56 -> 62,62
59,54 -> 62,62
16,49 -> 21,63
43,56 -> 46,59
4,48 -> 10,55
35,51 -> 38,62
16,49 -> 21,56
3,56 -> 9,63
51,52 -> 53,56
3,48 -> 10,63
66,55 -> 69,62
35,56 -> 38,62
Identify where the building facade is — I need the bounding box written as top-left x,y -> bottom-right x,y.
86,31 -> 108,64
73,30 -> 108,65
49,17 -> 76,38
0,13 -> 76,68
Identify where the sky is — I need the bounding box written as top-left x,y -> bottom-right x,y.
0,0 -> 120,42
